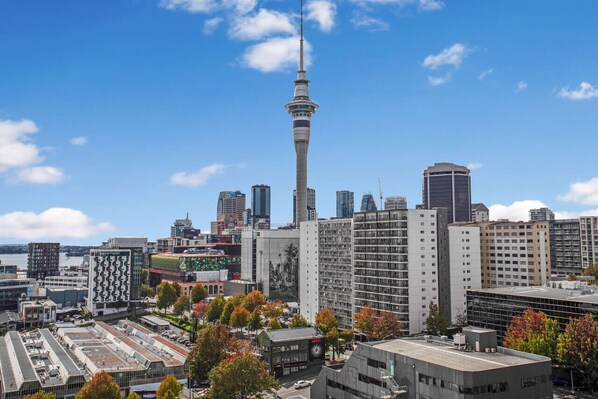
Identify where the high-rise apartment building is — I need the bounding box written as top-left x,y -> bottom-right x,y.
580,216 -> 598,269
102,237 -> 147,301
471,203 -> 489,222
422,162 -> 471,224
353,209 -> 449,336
300,219 -> 353,329
336,190 -> 354,218
360,193 -> 377,212
474,221 -> 551,288
293,188 -> 316,225
384,196 -> 407,210
27,242 -> 60,281
252,184 -> 271,228
530,207 -> 555,221
87,249 -> 133,316
217,191 -> 234,217
550,219 -> 582,275
221,191 -> 246,220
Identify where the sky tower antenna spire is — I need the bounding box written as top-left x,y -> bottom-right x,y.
300,0 -> 304,72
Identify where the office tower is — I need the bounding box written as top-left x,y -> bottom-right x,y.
170,214 -> 193,237
285,8 -> 318,226
87,249 -> 133,316
580,216 -> 598,269
27,242 -> 60,281
448,225 -> 482,323
293,188 -> 317,225
243,208 -> 253,226
360,193 -> 377,212
300,219 -> 353,329
471,203 -> 489,222
422,162 -> 471,223
252,184 -> 271,227
530,207 -> 555,221
550,219 -> 582,275
352,209 -> 450,336
217,191 -> 234,218
384,196 -> 407,210
474,220 -> 551,288
220,191 -> 246,221
336,190 -> 354,218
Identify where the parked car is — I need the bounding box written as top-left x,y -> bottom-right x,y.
293,380 -> 311,389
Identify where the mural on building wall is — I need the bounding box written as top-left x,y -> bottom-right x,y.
269,243 -> 299,302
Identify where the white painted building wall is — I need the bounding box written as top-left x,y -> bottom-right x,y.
299,221 -> 319,325
448,225 -> 481,324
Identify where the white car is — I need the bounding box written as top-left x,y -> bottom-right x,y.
293,380 -> 311,389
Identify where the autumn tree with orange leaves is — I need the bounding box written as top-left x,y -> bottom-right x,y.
504,308 -> 559,359
354,305 -> 402,341
557,314 -> 598,391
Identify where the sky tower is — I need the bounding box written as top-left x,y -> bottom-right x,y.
285,0 -> 319,226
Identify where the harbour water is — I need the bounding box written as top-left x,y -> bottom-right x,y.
0,253 -> 84,270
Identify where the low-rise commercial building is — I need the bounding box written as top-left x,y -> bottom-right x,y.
19,299 -> 57,328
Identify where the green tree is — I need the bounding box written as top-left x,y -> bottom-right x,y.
229,292 -> 246,307
141,284 -> 155,298
557,314 -> 598,391
205,295 -> 226,323
75,372 -> 121,399
25,392 -> 56,399
247,311 -> 262,335
267,317 -> 282,330
354,305 -> 376,339
220,301 -> 235,325
290,313 -> 309,328
173,294 -> 191,317
189,324 -> 236,382
208,352 -> 280,399
157,282 -> 178,312
315,308 -> 338,335
127,393 -> 141,399
172,282 -> 182,296
425,301 -> 450,336
141,269 -> 149,285
191,284 -> 208,303
504,308 -> 559,359
156,375 -> 183,399
260,301 -> 284,319
230,306 -> 250,331
242,290 -> 266,312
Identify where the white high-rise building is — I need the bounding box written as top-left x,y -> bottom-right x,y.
448,225 -> 481,323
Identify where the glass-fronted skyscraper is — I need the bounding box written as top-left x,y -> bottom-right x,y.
252,185 -> 271,227
360,193 -> 377,212
336,190 -> 354,218
422,162 -> 471,224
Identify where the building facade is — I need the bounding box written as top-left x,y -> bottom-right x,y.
0,262 -> 34,312
360,193 -> 377,212
549,218 -> 582,276
384,196 -> 407,210
580,216 -> 598,269
422,162 -> 471,224
87,249 -> 132,316
27,242 -> 60,281
251,184 -> 271,228
336,190 -> 354,218
471,203 -> 489,222
529,207 -> 555,221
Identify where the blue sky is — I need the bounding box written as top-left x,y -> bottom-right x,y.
1,0 -> 597,244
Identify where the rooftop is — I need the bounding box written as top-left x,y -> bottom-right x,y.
468,286 -> 598,304
262,327 -> 320,342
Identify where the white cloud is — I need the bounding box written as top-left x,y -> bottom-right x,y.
418,0 -> 444,11
351,0 -> 443,12
170,163 -> 227,187
0,119 -> 42,172
558,177 -> 598,205
423,43 -> 470,70
229,9 -> 296,41
351,14 -> 389,31
477,68 -> 493,80
222,0 -> 256,14
0,208 -> 114,240
13,167 -> 65,184
554,209 -> 598,219
241,36 -> 312,72
466,162 -> 482,170
489,200 -> 548,222
517,81 -> 527,91
558,81 -> 598,101
428,74 -> 451,86
203,17 -> 223,34
70,136 -> 88,146
159,0 -> 217,13
306,0 -> 337,32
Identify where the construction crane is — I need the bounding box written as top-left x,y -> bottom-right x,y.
378,177 -> 383,210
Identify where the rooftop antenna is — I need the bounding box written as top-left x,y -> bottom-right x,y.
299,0 -> 304,72
378,177 -> 383,210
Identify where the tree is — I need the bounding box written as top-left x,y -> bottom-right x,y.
157,282 -> 178,312
189,324 -> 236,382
374,311 -> 402,340
557,314 -> 598,391
141,269 -> 149,285
242,290 -> 266,312
290,313 -> 309,328
267,317 -> 282,330
191,284 -> 208,303
315,308 -> 338,335
504,308 -> 559,359
141,284 -> 155,298
425,301 -> 450,336
208,352 -> 280,399
75,372 -> 121,399
156,375 -> 183,399
193,302 -> 209,320
247,310 -> 262,335
566,274 -> 578,281
230,306 -> 250,331
25,392 -> 56,399
220,301 -> 235,325
260,301 -> 284,319
205,295 -> 226,323
354,305 -> 376,338
127,393 -> 141,399
455,309 -> 468,328
173,294 -> 191,317
229,292 -> 246,307
172,282 -> 182,296
583,264 -> 598,280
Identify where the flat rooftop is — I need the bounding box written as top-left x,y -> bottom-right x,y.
468,286 -> 598,304
372,338 -> 547,372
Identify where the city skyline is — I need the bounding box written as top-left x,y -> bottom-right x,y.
1,1 -> 598,244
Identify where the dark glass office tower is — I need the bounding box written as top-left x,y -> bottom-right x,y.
422,162 -> 471,223
360,193 -> 377,212
336,190 -> 354,218
252,184 -> 271,226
